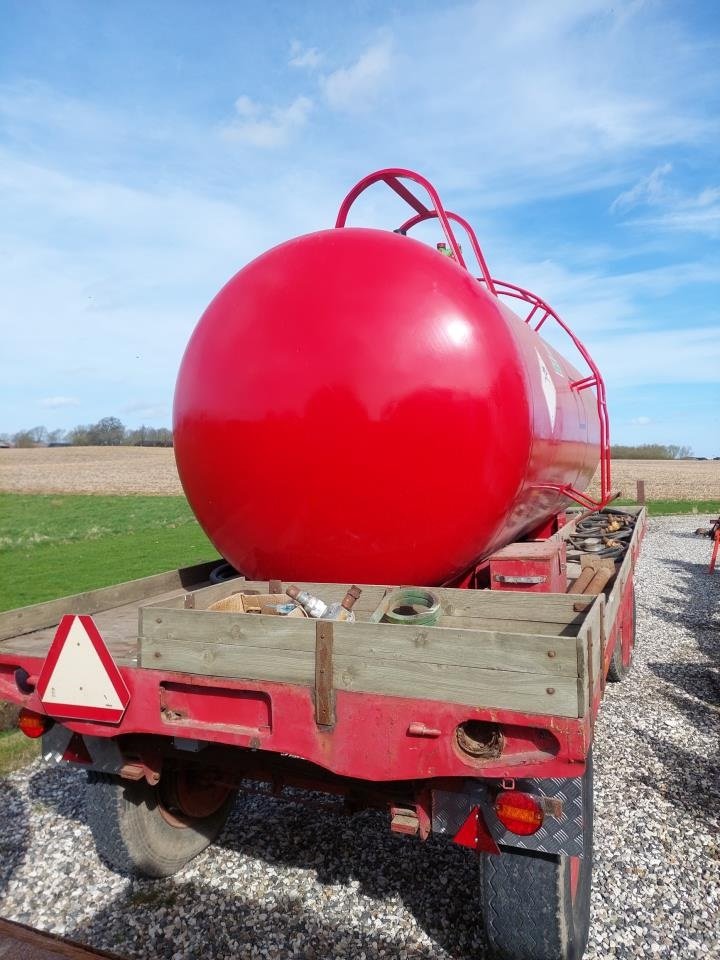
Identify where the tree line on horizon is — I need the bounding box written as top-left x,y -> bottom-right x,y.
610,443 -> 694,460
1,417 -> 173,448
0,423 -> 700,459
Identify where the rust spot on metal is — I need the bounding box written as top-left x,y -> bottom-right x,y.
456,720 -> 503,759
407,721 -> 441,738
541,796 -> 564,819
390,807 -> 420,836
119,763 -> 145,781
547,649 -> 557,658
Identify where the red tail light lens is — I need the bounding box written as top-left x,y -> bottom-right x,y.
495,790 -> 544,836
18,709 -> 51,739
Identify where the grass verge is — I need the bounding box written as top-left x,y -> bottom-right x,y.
615,499 -> 720,516
0,729 -> 40,775
0,494 -> 216,611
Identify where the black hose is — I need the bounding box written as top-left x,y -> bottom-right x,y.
209,561 -> 241,584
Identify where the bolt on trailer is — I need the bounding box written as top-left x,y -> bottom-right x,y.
1,171 -> 647,960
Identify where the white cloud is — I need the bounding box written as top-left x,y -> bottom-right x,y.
611,165 -> 720,236
39,396 -> 80,408
221,95 -> 313,148
631,415 -> 652,425
233,95 -> 259,118
634,189 -> 720,236
289,40 -> 322,70
610,163 -> 673,212
322,38 -> 392,110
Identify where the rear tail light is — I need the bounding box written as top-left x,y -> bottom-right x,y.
18,708 -> 52,739
494,790 -> 544,836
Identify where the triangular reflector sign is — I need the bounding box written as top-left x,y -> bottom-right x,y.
37,615 -> 130,723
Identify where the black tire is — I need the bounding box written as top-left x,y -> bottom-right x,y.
85,772 -> 234,878
607,586 -> 636,683
482,753 -> 593,960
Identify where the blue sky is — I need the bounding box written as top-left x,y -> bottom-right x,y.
1,0 -> 718,454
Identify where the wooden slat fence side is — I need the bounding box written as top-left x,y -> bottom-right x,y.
141,633 -> 580,718
139,606 -> 584,717
435,615 -> 579,636
142,637 -> 316,685
139,608 -> 579,676
174,581 -> 587,627
574,595 -> 604,716
334,656 -> 579,718
604,542 -> 634,636
0,560 -> 219,643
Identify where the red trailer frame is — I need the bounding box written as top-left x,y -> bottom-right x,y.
0,171 -> 647,960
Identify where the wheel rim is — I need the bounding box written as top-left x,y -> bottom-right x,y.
158,770 -> 231,828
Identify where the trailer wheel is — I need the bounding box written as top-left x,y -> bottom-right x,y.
607,585 -> 636,683
85,771 -> 234,878
481,753 -> 593,960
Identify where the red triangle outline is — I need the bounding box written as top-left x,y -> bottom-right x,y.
37,615 -> 130,724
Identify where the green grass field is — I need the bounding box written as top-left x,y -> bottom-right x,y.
615,498 -> 720,515
0,728 -> 39,773
1,493 -> 717,613
0,494 -> 216,612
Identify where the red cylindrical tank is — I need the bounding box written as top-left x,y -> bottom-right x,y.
174,227 -> 600,585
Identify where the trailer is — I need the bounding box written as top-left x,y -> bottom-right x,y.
1,506 -> 645,960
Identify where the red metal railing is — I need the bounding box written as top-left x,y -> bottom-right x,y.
335,168 -> 612,509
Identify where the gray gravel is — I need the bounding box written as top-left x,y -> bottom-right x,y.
1,515 -> 718,959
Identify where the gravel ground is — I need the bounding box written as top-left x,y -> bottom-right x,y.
1,515 -> 718,959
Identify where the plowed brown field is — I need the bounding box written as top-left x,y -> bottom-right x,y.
0,447 -> 718,500
0,447 -> 183,495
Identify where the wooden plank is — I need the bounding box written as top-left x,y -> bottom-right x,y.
575,636 -> 587,718
331,621 -> 577,676
0,917 -> 125,960
0,560 -> 219,643
140,607 -> 317,648
140,636 -> 579,717
333,656 -> 579,717
436,615 -> 577,636
574,595 -> 604,715
315,620 -> 335,725
605,540 -> 633,632
143,578 -> 248,610
148,580 -> 390,617
139,608 -> 579,676
141,637 -> 315,684
166,580 -> 587,626
381,589 -> 587,623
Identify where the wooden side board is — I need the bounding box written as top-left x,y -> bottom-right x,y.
0,560 -> 219,643
604,507 -> 646,634
139,593 -> 604,718
159,579 -> 590,623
